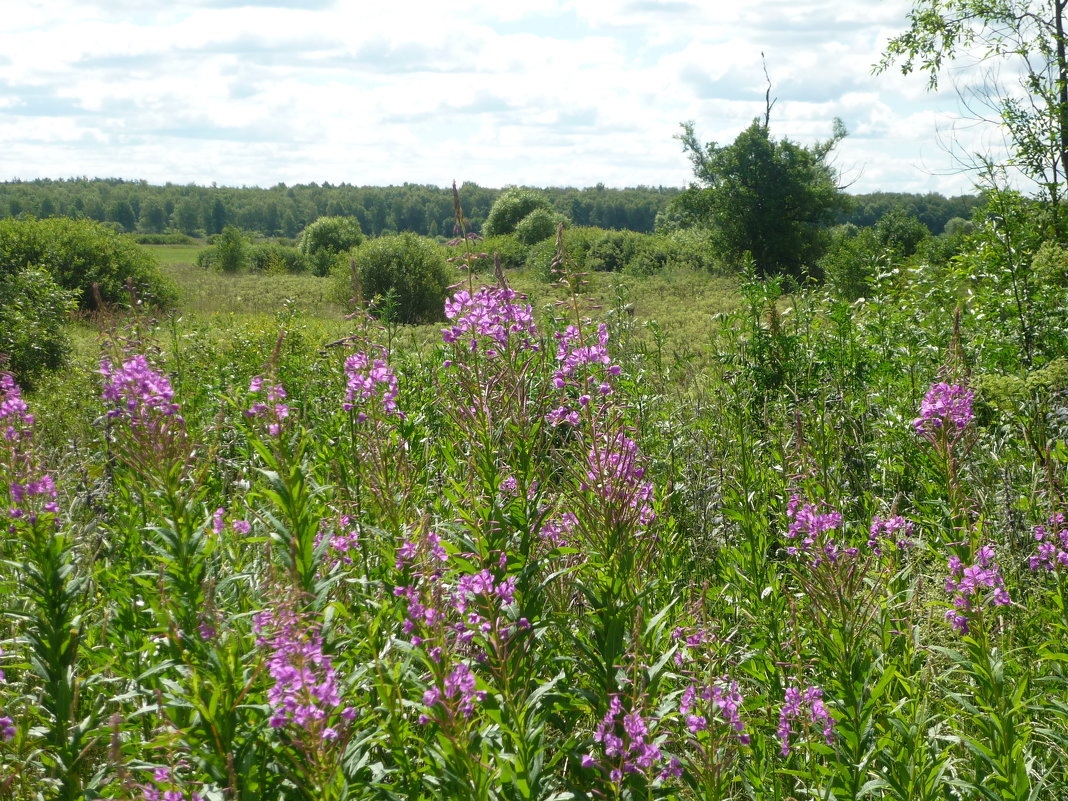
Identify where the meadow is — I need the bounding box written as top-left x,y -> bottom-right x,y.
2,231 -> 1068,801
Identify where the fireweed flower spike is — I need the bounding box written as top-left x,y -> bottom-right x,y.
583,694 -> 665,783
253,606 -> 343,737
913,381 -> 974,442
1029,512 -> 1068,571
777,684 -> 835,756
442,285 -> 540,356
343,351 -> 402,422
945,545 -> 1011,634
100,355 -> 182,425
246,376 -> 290,437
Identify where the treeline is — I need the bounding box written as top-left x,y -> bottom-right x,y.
0,178 -> 679,238
835,191 -> 984,234
0,178 -> 980,240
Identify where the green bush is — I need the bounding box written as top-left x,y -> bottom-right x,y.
0,216 -> 176,309
197,226 -> 250,273
663,227 -> 721,273
464,235 -> 529,272
0,265 -> 75,386
514,208 -> 567,245
483,188 -> 552,237
527,226 -> 603,279
249,242 -> 311,274
298,216 -> 364,257
335,233 -> 450,324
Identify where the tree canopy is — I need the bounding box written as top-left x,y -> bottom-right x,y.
675,118 -> 849,277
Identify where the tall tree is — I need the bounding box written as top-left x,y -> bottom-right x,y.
676,118 -> 848,278
878,0 -> 1068,235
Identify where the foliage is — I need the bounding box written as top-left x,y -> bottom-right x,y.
513,207 -> 567,245
248,242 -> 312,275
482,187 -> 553,237
0,216 -> 176,309
821,210 -> 932,300
337,232 -> 451,324
0,265 -> 75,385
879,0 -> 1068,236
297,215 -> 365,256
677,118 -> 849,277
197,225 -> 250,273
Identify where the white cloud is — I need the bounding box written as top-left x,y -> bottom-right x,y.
0,0 -> 1020,194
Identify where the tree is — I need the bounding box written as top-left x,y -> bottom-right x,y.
879,0 -> 1068,235
676,118 -> 848,277
482,188 -> 552,237
298,215 -> 364,257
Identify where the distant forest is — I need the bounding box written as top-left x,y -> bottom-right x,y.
0,178 -> 982,238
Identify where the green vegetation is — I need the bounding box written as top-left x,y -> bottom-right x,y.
4,4 -> 1068,797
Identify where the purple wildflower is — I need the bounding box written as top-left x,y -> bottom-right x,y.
584,694 -> 664,783
343,351 -> 402,422
777,684 -> 835,756
1029,513 -> 1068,572
442,286 -> 540,355
245,376 -> 289,437
868,514 -> 914,555
100,355 -> 181,424
913,382 -> 974,440
945,545 -> 1011,634
253,606 -> 342,738
785,494 -> 842,557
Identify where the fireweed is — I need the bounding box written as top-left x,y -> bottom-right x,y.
246,375 -> 290,438
784,493 -> 847,562
945,544 -> 1011,635
581,693 -> 667,788
252,604 -> 350,740
777,684 -> 835,756
1029,512 -> 1068,572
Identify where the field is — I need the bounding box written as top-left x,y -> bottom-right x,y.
3,239 -> 1068,801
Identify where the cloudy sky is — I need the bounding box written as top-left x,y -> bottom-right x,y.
0,0 -> 1010,195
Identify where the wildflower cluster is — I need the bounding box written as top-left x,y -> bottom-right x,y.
442,286 -> 540,356
679,679 -> 748,744
343,351 -> 401,422
139,767 -> 205,801
777,684 -> 835,756
1,374 -> 59,531
913,381 -> 974,442
867,514 -> 914,555
252,607 -> 346,738
420,662 -> 486,723
784,494 -> 846,559
0,647 -> 12,741
100,355 -> 181,425
315,515 -> 361,568
246,376 -> 289,437
584,430 -> 655,531
582,694 -> 665,784
945,545 -> 1011,634
547,322 -> 620,426
1029,512 -> 1068,572
539,510 -> 577,548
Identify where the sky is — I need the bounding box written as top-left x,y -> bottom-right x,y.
0,0 -> 1015,195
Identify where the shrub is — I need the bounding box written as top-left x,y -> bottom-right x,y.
249,242 -> 311,274
465,235 -> 529,272
298,216 -> 364,257
0,265 -> 75,386
527,226 -> 603,279
514,208 -> 567,245
0,216 -> 176,309
336,233 -> 450,324
483,188 -> 552,237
